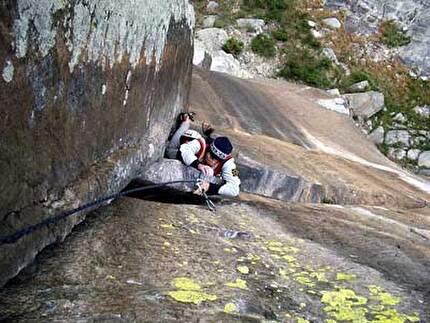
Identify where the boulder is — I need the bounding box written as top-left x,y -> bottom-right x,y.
322,47 -> 340,65
369,126 -> 385,145
413,105 -> 430,118
236,18 -> 266,33
317,98 -> 349,115
407,149 -> 421,161
311,29 -> 324,38
207,1 -> 219,12
322,17 -> 342,29
388,148 -> 407,160
418,151 -> 430,168
393,113 -> 407,123
385,130 -> 411,146
349,80 -> 369,92
210,50 -> 250,78
203,15 -> 217,28
327,88 -> 341,96
195,28 -> 229,52
344,91 -> 385,118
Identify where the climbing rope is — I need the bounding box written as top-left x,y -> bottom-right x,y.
0,180 -> 201,245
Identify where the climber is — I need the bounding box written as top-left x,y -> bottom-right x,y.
166,112 -> 240,197
165,112 -> 205,160
187,135 -> 240,197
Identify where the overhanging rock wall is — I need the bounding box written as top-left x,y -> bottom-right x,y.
0,0 -> 194,286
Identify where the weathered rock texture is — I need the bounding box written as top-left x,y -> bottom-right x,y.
325,0 -> 430,75
0,0 -> 194,287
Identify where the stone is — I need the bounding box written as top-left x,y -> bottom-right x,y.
0,0 -> 194,288
210,50 -> 250,78
195,28 -> 229,53
207,1 -> 219,12
413,105 -> 430,118
418,151 -> 430,168
388,148 -> 407,160
393,113 -> 407,123
236,18 -> 265,33
344,91 -> 385,118
203,15 -> 217,28
311,29 -> 324,38
308,20 -> 317,28
407,149 -> 421,160
369,126 -> 385,145
385,130 -> 411,146
349,80 -> 369,92
322,17 -> 342,29
327,88 -> 341,96
193,39 -> 207,66
322,47 -> 339,65
317,98 -> 349,115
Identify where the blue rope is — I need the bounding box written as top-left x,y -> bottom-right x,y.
0,180 -> 197,245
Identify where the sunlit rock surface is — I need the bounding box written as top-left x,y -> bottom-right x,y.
0,0 -> 194,287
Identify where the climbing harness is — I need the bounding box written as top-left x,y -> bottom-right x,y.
0,179 -> 217,245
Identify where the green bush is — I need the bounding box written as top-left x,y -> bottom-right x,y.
278,49 -> 334,88
380,20 -> 411,48
251,34 -> 277,57
271,29 -> 288,41
340,70 -> 379,91
222,38 -> 244,57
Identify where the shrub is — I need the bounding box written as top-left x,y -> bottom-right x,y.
278,49 -> 334,88
340,69 -> 379,91
380,20 -> 411,48
251,34 -> 277,57
271,29 -> 288,41
222,38 -> 244,57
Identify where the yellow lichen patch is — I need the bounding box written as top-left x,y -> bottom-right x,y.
237,266 -> 249,274
297,317 -> 310,323
226,278 -> 247,289
282,255 -> 297,263
321,288 -> 368,322
299,303 -> 307,309
160,224 -> 175,229
224,302 -> 238,314
267,241 -> 283,247
310,272 -> 328,282
172,277 -> 201,291
368,286 -> 401,306
336,273 -> 356,281
167,290 -> 217,304
247,253 -> 261,262
294,272 -> 315,287
283,246 -> 299,254
279,269 -> 290,280
271,254 -> 282,260
371,309 -> 420,323
163,241 -> 171,247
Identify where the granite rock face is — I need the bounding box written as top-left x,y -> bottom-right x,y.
325,0 -> 430,75
0,0 -> 194,287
